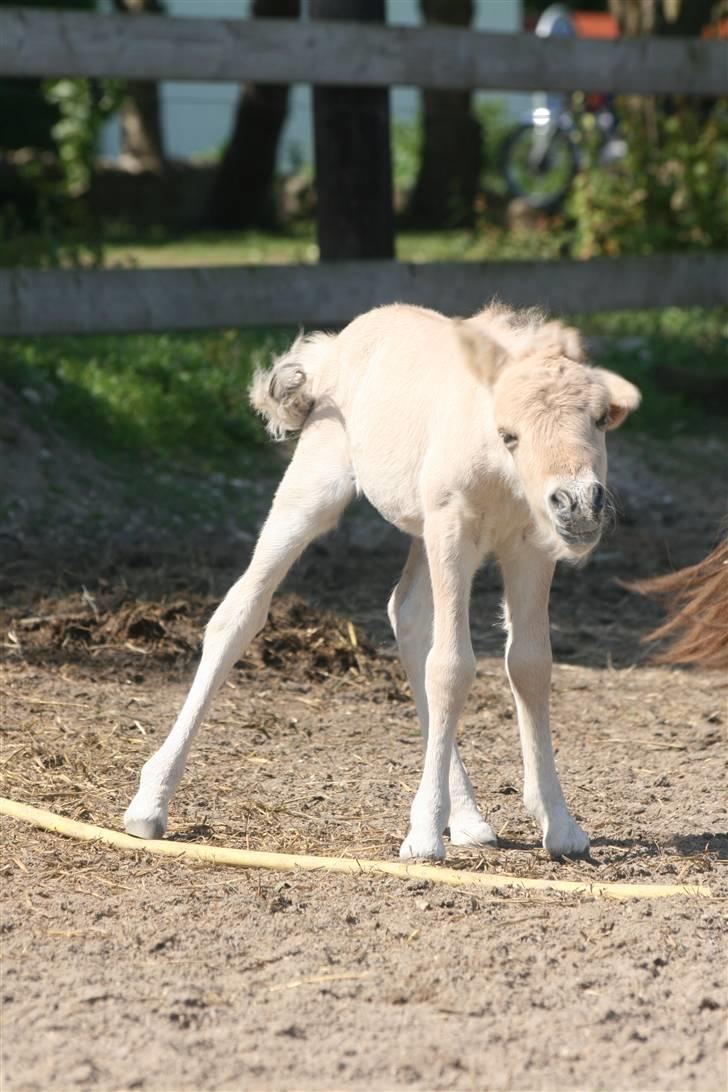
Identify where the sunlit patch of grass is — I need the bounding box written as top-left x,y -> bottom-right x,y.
0,327 -> 293,465
104,226 -> 319,269
101,219 -> 570,270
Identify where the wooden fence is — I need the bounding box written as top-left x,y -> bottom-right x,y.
1,8 -> 725,94
0,6 -> 726,335
1,255 -> 725,337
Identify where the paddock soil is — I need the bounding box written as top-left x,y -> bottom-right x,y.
1,425 -> 727,1092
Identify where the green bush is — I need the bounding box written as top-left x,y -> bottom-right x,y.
42,78 -> 126,196
567,101 -> 728,258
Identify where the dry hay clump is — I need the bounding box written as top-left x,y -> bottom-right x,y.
251,597 -> 382,680
7,587 -> 404,687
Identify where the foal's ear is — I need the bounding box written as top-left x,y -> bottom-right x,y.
456,321 -> 509,385
592,367 -> 642,430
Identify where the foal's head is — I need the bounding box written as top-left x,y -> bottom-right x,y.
486,343 -> 640,561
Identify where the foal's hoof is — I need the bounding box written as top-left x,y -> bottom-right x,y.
123,797 -> 167,840
543,814 -> 589,859
449,818 -> 498,848
399,830 -> 445,862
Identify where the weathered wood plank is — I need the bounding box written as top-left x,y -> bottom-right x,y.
1,255 -> 725,336
0,8 -> 724,95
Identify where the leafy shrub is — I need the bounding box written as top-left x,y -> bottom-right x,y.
42,78 -> 125,196
567,101 -> 728,258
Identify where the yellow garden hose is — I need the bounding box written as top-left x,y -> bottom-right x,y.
0,797 -> 712,900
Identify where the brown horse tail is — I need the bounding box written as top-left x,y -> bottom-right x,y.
630,538 -> 728,671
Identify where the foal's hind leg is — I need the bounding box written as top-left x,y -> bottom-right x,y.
388,538 -> 497,849
124,415 -> 355,838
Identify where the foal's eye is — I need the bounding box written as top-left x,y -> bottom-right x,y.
498,429 -> 519,450
595,411 -> 610,430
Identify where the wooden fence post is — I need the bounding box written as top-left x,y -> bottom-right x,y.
310,0 -> 395,261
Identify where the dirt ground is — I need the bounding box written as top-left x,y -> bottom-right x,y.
1,419 -> 727,1092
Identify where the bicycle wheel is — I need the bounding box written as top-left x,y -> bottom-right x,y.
502,123 -> 577,210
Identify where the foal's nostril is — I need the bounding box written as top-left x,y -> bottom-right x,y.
549,488 -> 574,516
591,483 -> 606,514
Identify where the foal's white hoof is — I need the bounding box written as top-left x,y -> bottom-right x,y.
449,818 -> 498,848
543,814 -> 589,859
399,830 -> 445,862
123,797 -> 168,840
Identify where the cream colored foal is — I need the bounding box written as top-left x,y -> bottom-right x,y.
124,303 -> 640,861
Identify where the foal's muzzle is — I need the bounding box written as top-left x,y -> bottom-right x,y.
548,481 -> 605,545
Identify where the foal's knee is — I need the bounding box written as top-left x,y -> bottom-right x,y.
425,647 -> 476,706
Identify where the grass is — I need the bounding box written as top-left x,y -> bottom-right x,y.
105,226 -> 320,269
0,327 -> 288,465
98,222 -> 569,269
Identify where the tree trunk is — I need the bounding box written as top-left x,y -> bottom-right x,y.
209,0 -> 300,230
112,0 -> 166,174
406,0 -> 482,229
310,0 -> 394,261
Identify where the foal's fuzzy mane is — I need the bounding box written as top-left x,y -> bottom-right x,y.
469,301 -> 588,367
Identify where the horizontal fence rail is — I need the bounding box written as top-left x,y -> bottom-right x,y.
1,255 -> 725,336
0,8 -> 725,95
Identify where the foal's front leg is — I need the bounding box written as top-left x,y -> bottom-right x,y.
400,513 -> 478,861
499,542 -> 589,858
388,539 -> 496,848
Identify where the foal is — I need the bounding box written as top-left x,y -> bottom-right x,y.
124,303 -> 640,861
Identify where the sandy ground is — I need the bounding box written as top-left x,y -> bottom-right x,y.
1,423 -> 727,1092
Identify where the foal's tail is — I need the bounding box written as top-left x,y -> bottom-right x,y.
249,330 -> 337,440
